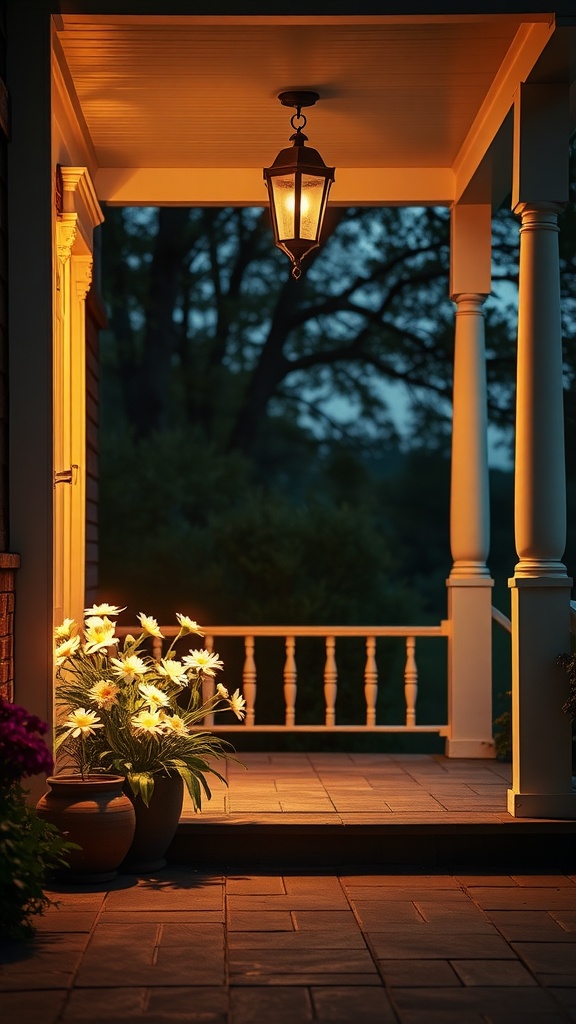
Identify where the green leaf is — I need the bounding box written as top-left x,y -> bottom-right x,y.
126,771 -> 154,806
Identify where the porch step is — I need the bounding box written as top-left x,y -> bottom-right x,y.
169,818 -> 576,873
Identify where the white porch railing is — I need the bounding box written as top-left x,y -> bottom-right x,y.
117,623 -> 450,735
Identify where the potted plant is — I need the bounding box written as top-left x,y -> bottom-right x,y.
40,603 -> 245,872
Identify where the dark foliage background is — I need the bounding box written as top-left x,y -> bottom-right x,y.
96,186 -> 576,748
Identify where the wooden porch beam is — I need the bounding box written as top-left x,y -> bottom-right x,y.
95,165 -> 455,207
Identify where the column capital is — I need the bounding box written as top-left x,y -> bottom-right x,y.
452,293 -> 488,312
513,201 -> 563,224
72,255 -> 93,302
56,213 -> 77,265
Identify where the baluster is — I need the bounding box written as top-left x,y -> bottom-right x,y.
152,636 -> 162,662
202,635 -> 215,726
404,635 -> 418,728
364,636 -> 378,727
284,635 -> 297,727
243,635 -> 256,727
324,635 -> 337,727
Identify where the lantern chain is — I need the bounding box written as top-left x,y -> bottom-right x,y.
290,109 -> 307,133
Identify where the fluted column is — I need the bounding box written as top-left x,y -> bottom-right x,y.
514,204 -> 567,579
508,201 -> 575,818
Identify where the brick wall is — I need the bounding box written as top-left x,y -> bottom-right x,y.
0,552 -> 20,701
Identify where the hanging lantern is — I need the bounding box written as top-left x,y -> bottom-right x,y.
263,91 -> 335,279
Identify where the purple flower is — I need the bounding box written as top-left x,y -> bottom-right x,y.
0,697 -> 54,787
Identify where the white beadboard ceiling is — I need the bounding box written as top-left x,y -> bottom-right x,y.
55,13 -> 556,204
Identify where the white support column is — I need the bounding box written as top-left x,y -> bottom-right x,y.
508,84 -> 575,818
53,168 -> 102,629
446,205 -> 495,758
69,255 -> 93,625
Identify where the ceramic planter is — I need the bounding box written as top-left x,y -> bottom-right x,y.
122,772 -> 184,873
36,774 -> 136,882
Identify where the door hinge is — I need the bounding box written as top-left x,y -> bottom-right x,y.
54,465 -> 79,486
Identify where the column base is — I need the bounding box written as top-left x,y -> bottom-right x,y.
445,737 -> 496,759
507,789 -> 576,819
445,579 -> 495,760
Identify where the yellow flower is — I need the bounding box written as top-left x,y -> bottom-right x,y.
63,707 -> 103,737
176,614 -> 204,637
84,603 -> 126,617
157,658 -> 188,687
55,635 -> 81,665
138,682 -> 170,710
163,714 -> 187,734
84,616 -> 118,654
131,709 -> 164,735
54,617 -> 77,640
89,679 -> 120,709
137,613 -> 164,638
182,649 -> 224,676
110,654 -> 148,682
229,689 -> 246,721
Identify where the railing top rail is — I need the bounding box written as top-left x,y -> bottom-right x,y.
116,623 -> 449,639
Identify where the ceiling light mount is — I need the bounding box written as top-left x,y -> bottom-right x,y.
278,90 -> 320,110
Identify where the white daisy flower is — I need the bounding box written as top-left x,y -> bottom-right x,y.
131,709 -> 164,736
182,649 -> 224,677
54,617 -> 77,640
89,679 -> 120,709
84,603 -> 126,617
110,654 -> 148,682
156,658 -> 189,687
138,682 -> 170,710
229,689 -> 246,721
176,614 -> 204,637
84,616 -> 118,654
162,714 -> 188,734
63,707 -> 103,737
55,635 -> 81,665
137,613 -> 164,638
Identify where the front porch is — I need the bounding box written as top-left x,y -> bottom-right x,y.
4,3 -> 576,825
174,753 -> 576,872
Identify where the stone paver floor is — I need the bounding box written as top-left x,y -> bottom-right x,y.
182,753 -> 517,824
2,869 -> 576,1023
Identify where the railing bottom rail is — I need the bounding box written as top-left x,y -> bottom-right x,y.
212,724 -> 449,734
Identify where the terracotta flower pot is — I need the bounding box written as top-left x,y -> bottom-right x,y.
36,774 -> 136,882
122,772 -> 184,874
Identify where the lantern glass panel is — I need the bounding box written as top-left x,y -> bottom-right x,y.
300,174 -> 325,241
271,174 -> 296,240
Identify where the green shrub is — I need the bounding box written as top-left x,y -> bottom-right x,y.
0,783 -> 75,941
